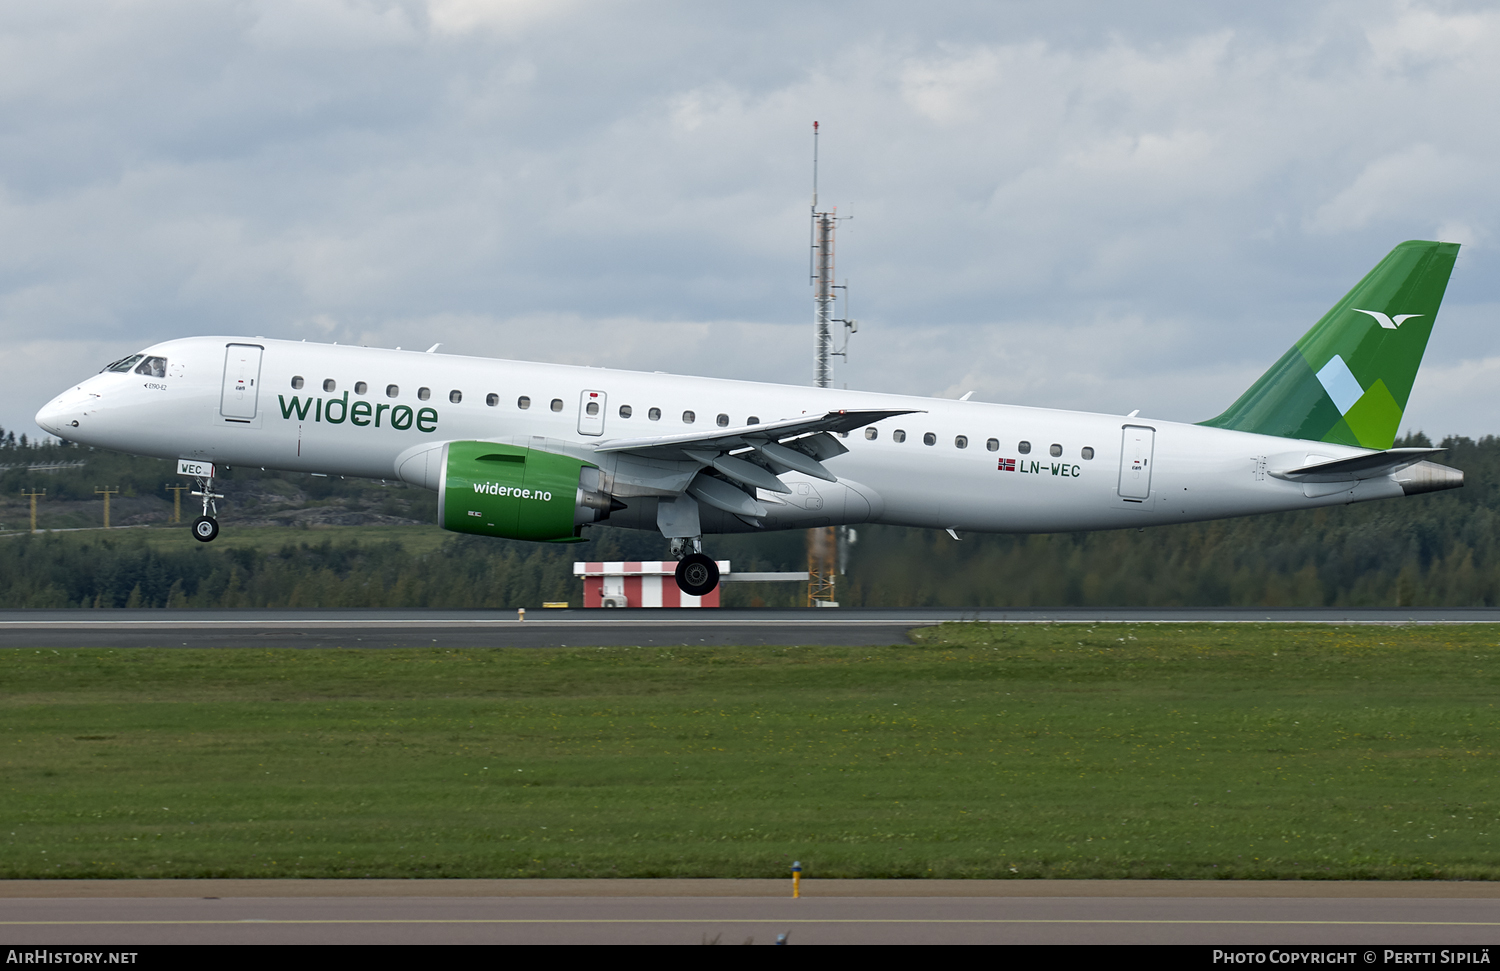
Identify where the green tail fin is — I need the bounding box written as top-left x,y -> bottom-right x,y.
1200,240 -> 1459,449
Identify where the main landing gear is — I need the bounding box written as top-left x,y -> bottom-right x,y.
670,536 -> 720,597
190,472 -> 224,544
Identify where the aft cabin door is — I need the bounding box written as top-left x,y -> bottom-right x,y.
1118,425 -> 1155,500
578,389 -> 607,436
220,344 -> 264,421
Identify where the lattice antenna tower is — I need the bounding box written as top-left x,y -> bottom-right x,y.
810,121 -> 857,391
808,121 -> 858,606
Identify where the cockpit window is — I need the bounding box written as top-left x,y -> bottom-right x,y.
103,354 -> 143,373
133,356 -> 168,378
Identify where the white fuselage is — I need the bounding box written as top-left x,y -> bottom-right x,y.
35,336 -> 1403,535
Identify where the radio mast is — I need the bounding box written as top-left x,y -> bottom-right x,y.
812,121 -> 836,390
807,121 -> 855,607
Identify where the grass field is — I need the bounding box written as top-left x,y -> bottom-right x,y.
2,623 -> 1497,880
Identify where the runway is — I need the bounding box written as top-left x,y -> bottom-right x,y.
2,607 -> 1500,649
3,880 -> 1498,945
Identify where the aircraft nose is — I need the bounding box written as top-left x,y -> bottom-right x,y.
35,392 -> 83,437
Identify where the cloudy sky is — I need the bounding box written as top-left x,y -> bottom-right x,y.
4,0 -> 1499,442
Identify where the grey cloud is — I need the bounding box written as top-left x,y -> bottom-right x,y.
5,0 -> 1500,442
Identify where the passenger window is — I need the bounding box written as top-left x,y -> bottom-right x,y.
986,438 -> 999,452
1050,443 -> 1062,457
550,398 -> 564,412
1018,441 -> 1031,454
291,376 -> 305,390
386,384 -> 400,398
648,407 -> 661,421
619,405 -> 633,418
355,382 -> 368,395
955,435 -> 968,448
104,354 -> 144,373
923,432 -> 936,446
682,410 -> 696,424
323,379 -> 337,392
1081,447 -> 1094,460
449,390 -> 462,404
893,430 -> 906,443
517,396 -> 531,409
486,393 -> 499,407
865,427 -> 878,440
418,387 -> 431,401
586,401 -> 599,416
134,357 -> 168,378
716,413 -> 729,427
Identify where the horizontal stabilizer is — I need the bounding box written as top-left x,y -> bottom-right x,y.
1271,447 -> 1445,483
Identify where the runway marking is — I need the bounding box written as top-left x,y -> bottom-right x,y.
0,621 -> 921,628
5,619 -> 1500,628
6,919 -> 1500,926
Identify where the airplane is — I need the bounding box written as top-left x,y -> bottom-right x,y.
35,239 -> 1464,598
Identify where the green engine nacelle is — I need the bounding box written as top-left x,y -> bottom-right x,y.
439,441 -> 618,542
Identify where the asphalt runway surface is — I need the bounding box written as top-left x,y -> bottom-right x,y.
4,607 -> 1500,649
3,880 -> 1499,945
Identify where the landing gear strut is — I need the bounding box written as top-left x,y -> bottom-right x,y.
190,472 -> 224,544
670,536 -> 720,597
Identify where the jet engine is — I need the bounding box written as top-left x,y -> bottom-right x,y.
439,441 -> 622,542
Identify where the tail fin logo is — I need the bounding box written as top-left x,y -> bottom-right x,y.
1353,309 -> 1423,330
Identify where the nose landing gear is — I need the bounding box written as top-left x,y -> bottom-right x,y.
670,536 -> 720,597
190,472 -> 224,543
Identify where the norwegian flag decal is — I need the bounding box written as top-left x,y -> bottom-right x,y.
998,458 -> 1016,472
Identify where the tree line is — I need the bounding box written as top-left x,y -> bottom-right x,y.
1,433 -> 1495,608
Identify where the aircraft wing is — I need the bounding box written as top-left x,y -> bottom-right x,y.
593,408 -> 918,462
592,408 -> 919,517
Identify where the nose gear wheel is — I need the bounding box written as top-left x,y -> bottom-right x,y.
189,471 -> 224,543
191,516 -> 219,542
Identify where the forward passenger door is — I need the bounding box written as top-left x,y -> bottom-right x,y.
220,344 -> 264,421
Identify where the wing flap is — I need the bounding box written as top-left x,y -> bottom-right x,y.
688,472 -> 767,518
755,440 -> 838,481
687,450 -> 792,494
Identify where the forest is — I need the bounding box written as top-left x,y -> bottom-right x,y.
0,429 -> 1495,609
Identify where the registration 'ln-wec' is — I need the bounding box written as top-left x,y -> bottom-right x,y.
35,241 -> 1465,597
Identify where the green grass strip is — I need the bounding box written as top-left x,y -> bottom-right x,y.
2,623 -> 1498,880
